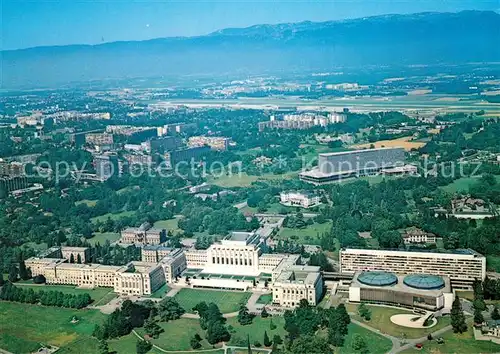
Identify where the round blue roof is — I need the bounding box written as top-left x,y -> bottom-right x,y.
403,274 -> 445,290
358,271 -> 398,287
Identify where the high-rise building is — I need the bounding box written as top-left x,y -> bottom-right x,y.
340,248 -> 486,289
94,154 -> 121,181
300,147 -> 405,184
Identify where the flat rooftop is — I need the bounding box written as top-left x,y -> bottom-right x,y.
319,147 -> 403,157
342,247 -> 485,258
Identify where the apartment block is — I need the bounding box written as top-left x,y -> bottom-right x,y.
340,248 -> 486,289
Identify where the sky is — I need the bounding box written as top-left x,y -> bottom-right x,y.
2,0 -> 499,50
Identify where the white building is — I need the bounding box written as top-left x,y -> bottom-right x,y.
340,248 -> 486,289
279,191 -> 321,208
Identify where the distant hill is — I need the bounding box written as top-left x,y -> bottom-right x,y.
2,10 -> 500,89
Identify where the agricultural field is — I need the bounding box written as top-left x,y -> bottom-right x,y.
352,136 -> 426,151
90,210 -> 135,223
346,304 -> 451,339
0,302 -> 106,353
14,284 -> 116,305
174,288 -> 251,314
275,221 -> 333,245
87,232 -> 120,246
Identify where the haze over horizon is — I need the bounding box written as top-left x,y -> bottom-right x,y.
3,0 -> 500,50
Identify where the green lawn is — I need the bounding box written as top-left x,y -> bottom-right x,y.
227,316 -> 286,347
347,304 -> 451,339
0,302 -> 106,353
90,210 -> 135,223
149,284 -> 170,299
256,294 -> 273,305
75,199 -> 98,207
153,217 -> 182,234
440,175 -> 491,194
109,333 -> 164,354
339,322 -> 393,354
208,171 -> 297,188
87,232 -> 120,246
136,318 -> 215,351
400,325 -> 500,354
174,289 -> 251,314
15,284 -> 115,305
276,221 -> 333,245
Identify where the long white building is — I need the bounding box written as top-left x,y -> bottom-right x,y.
340,248 -> 486,289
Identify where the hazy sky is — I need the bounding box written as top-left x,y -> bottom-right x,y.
2,0 -> 499,50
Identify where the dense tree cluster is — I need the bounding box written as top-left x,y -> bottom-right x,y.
0,282 -> 91,308
193,302 -> 231,345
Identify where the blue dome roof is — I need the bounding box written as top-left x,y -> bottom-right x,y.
403,274 -> 445,290
358,271 -> 398,287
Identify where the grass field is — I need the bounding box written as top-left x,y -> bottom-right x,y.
136,318 -> 215,351
400,325 -> 500,354
276,222 -> 332,245
256,294 -> 273,305
87,232 -> 120,246
339,322 -> 393,354
15,284 -> 116,304
440,176 -> 483,194
174,289 -> 251,314
352,136 -> 426,151
346,304 -> 451,339
227,316 -> 286,347
208,171 -> 297,188
0,302 -> 106,353
75,199 -> 98,207
153,217 -> 182,234
90,210 -> 135,223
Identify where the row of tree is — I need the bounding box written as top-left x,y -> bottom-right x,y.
0,282 -> 92,309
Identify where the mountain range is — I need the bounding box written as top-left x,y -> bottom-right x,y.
2,10 -> 500,89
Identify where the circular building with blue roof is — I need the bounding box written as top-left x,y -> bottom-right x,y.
357,271 -> 398,287
403,274 -> 445,290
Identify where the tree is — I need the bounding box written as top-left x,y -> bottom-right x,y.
144,315 -> 163,339
18,258 -> 30,281
474,308 -> 485,325
261,307 -> 269,318
136,340 -> 152,354
427,333 -> 433,341
8,264 -> 18,283
70,254 -> 75,263
328,306 -> 348,347
77,254 -> 82,264
33,274 -> 46,284
492,306 -> 500,320
206,320 -> 230,345
98,339 -> 109,354
190,335 -> 202,349
264,330 -> 271,347
351,333 -> 367,352
238,305 -> 254,325
158,298 -> 185,322
247,334 -> 252,354
337,304 -> 351,326
451,296 -> 467,333
289,335 -> 331,354
0,273 -> 4,286
358,303 -> 371,321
